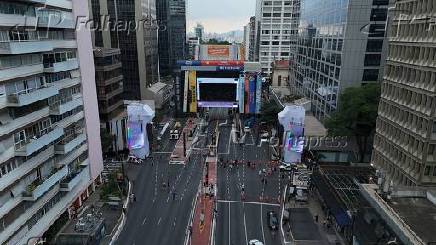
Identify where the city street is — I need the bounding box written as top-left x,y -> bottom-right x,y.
117,124 -> 206,245
215,123 -> 283,245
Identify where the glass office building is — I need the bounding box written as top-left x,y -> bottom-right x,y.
291,0 -> 390,121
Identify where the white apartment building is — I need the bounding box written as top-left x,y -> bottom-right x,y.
372,0 -> 436,187
0,1 -> 103,244
255,0 -> 300,75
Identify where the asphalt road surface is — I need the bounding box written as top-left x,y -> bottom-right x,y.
215,124 -> 283,245
117,123 -> 208,245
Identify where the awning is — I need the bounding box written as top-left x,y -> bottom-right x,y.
312,171 -> 351,227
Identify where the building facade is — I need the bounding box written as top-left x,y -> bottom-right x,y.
89,0 -> 159,101
0,1 -> 103,244
290,0 -> 390,121
187,36 -> 200,60
271,60 -> 290,88
156,0 -> 186,76
194,23 -> 204,42
372,0 -> 436,186
248,16 -> 257,62
94,48 -> 127,151
255,0 -> 300,75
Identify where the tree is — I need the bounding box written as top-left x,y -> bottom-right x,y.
325,84 -> 381,162
100,128 -> 114,153
260,100 -> 282,127
204,38 -> 231,45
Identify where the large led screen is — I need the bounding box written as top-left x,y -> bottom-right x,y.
197,78 -> 239,107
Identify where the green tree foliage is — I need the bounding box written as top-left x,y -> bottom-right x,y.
204,38 -> 231,45
260,100 -> 282,126
100,128 -> 113,153
325,84 -> 381,162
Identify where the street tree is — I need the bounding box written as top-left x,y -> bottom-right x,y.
100,128 -> 114,153
260,100 -> 282,127
325,84 -> 381,162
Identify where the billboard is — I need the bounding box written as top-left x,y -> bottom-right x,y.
249,75 -> 256,114
127,104 -> 155,159
200,60 -> 244,66
189,71 -> 197,113
255,74 -> 262,114
278,106 -> 306,164
183,71 -> 189,112
196,78 -> 239,107
207,45 -> 230,57
238,75 -> 245,114
244,75 -> 249,113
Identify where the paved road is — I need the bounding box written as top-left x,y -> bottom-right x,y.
117,123 -> 207,245
215,124 -> 283,245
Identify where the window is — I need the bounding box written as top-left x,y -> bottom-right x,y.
273,13 -> 281,17
370,8 -> 387,21
264,1 -> 272,5
278,75 -> 282,86
272,30 -> 280,34
363,69 -> 379,81
261,41 -> 270,45
263,13 -> 271,17
284,13 -> 292,17
433,166 -> 436,177
366,39 -> 383,52
433,122 -> 436,133
364,54 -> 381,66
373,0 -> 389,5
272,41 -> 280,45
369,24 -> 385,37
424,166 -> 431,176
262,30 -> 270,34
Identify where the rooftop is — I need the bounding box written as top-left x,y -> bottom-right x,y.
389,196 -> 436,244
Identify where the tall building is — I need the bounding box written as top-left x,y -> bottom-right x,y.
194,23 -> 204,42
187,36 -> 200,60
255,0 -> 300,75
248,16 -> 257,62
290,0 -> 389,121
372,0 -> 436,187
156,0 -> 186,76
94,48 -> 127,151
0,1 -> 103,244
89,0 -> 159,101
243,24 -> 250,60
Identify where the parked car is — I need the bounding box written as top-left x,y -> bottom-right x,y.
249,239 -> 264,245
267,211 -> 279,230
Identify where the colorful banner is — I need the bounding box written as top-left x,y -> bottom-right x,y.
207,45 -> 230,57
183,71 -> 189,112
189,71 -> 197,113
177,60 -> 201,66
278,106 -> 306,164
244,75 -> 249,113
239,75 -> 245,114
255,74 -> 262,114
249,75 -> 256,114
201,60 -> 244,66
217,66 -> 244,71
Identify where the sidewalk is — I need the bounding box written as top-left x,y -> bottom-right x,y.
170,118 -> 197,165
191,156 -> 217,245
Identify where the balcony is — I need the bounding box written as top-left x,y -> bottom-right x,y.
6,86 -> 59,107
101,87 -> 123,100
55,143 -> 87,168
60,166 -> 89,192
22,166 -> 68,201
50,95 -> 83,115
0,146 -> 54,192
55,133 -> 87,155
0,41 -> 52,55
0,13 -> 37,27
101,100 -> 124,114
0,64 -> 43,82
97,75 -> 123,86
43,58 -> 79,73
15,127 -> 63,157
37,11 -> 74,29
28,0 -> 72,9
55,111 -> 84,129
0,107 -> 49,137
52,77 -> 81,90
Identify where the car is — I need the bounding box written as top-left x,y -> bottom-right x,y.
244,126 -> 251,133
260,132 -> 269,143
267,211 -> 279,230
279,162 -> 292,172
249,239 -> 264,245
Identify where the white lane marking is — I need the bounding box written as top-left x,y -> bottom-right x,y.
157,217 -> 162,225
261,204 -> 266,245
216,200 -> 280,207
243,203 -> 248,245
228,202 -> 231,245
142,217 -> 147,226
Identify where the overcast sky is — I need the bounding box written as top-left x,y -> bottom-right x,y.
186,0 -> 256,33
